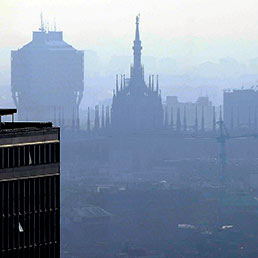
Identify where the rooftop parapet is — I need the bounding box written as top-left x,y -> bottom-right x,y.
0,109 -> 17,127
0,109 -> 56,133
0,108 -> 16,117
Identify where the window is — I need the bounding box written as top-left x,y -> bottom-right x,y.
0,142 -> 60,169
19,223 -> 24,233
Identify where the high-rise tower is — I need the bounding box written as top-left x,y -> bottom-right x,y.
11,18 -> 84,128
111,16 -> 163,133
0,109 -> 60,258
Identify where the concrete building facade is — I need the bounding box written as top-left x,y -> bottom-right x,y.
223,89 -> 258,132
166,96 -> 216,131
11,23 -> 84,128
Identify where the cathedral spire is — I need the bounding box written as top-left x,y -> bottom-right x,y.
132,15 -> 143,79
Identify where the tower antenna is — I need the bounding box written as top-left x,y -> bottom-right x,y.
54,17 -> 56,31
40,12 -> 45,32
47,20 -> 49,32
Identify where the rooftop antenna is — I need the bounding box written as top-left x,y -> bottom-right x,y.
47,20 -> 49,32
49,20 -> 52,31
40,12 -> 45,32
51,20 -> 55,31
54,17 -> 56,31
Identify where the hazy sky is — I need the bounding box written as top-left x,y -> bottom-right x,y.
1,0 -> 258,64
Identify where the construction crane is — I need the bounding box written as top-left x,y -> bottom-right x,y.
216,108 -> 258,187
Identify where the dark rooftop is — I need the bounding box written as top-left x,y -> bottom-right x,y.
0,122 -> 53,130
0,108 -> 17,116
0,122 -> 57,139
0,109 -> 57,134
0,109 -> 55,130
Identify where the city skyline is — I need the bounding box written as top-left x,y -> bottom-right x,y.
1,0 -> 258,63
1,2 -> 258,257
2,1 -> 258,108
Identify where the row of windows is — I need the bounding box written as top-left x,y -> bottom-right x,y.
1,176 -> 59,215
0,142 -> 60,169
0,176 -> 60,253
1,242 -> 59,258
1,211 -> 59,251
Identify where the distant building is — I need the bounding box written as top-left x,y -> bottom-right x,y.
11,20 -> 84,128
63,205 -> 112,244
223,89 -> 258,131
166,96 -> 216,131
0,109 -> 60,257
111,16 -> 163,133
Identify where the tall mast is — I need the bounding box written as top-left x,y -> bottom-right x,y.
40,12 -> 45,32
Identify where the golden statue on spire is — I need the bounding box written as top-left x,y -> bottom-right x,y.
136,14 -> 140,24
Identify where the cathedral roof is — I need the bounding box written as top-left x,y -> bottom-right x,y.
111,16 -> 164,133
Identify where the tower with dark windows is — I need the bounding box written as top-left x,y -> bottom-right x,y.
0,109 -> 60,258
111,16 -> 163,133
